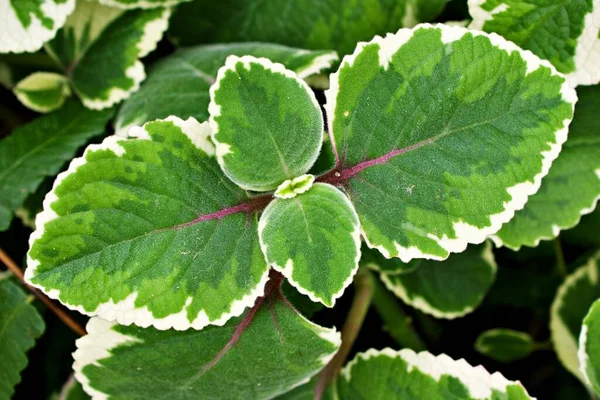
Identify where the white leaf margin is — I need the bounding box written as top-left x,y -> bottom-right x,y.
78,7 -> 171,110
468,0 -> 600,87
324,23 -> 577,263
379,241 -> 497,319
13,71 -> 71,113
579,298 -> 600,393
24,116 -> 268,331
341,348 -> 535,399
92,0 -> 192,9
0,0 -> 75,54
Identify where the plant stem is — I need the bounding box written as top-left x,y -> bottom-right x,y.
553,238 -> 568,278
370,272 -> 426,351
315,268 -> 374,399
0,248 -> 86,336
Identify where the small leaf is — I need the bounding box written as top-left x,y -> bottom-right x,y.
115,43 -> 338,136
579,298 -> 600,396
13,72 -> 71,113
47,2 -> 171,109
324,24 -> 576,262
379,243 -> 497,318
169,0 -> 448,55
468,0 -> 600,86
0,0 -> 75,53
57,375 -> 90,400
94,0 -> 192,9
209,55 -> 323,191
0,278 -> 45,400
551,251 -> 600,384
493,84 -> 600,249
0,100 -> 114,232
73,295 -> 340,399
475,329 -> 536,362
25,117 -> 269,330
337,348 -> 533,399
259,183 -> 361,307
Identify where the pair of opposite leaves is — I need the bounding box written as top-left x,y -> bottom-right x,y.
25,24 -> 576,331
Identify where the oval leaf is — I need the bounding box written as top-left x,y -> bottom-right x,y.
258,183 -> 361,307
73,295 -> 340,399
115,43 -> 338,136
475,329 -> 536,363
580,298 -> 600,396
469,0 -> 600,86
13,71 -> 71,113
551,251 -> 600,383
337,348 -> 533,399
25,116 -> 270,331
209,56 -> 323,191
323,23 -> 576,262
380,243 -> 497,318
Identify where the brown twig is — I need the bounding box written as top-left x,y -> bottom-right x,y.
0,248 -> 86,336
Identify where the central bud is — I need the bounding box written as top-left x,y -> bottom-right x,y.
274,174 -> 315,199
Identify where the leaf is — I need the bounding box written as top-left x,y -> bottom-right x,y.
25,116 -> 270,331
579,298 -> 600,396
379,243 -> 497,318
13,72 -> 71,113
468,0 -> 600,87
475,329 -> 536,362
258,183 -> 361,307
492,83 -> 600,250
563,207 -> 600,248
0,278 -> 45,400
169,0 -> 448,55
209,56 -> 323,191
72,294 -> 340,399
115,43 -> 338,137
57,375 -> 90,400
336,348 -> 533,399
551,251 -> 600,384
94,0 -> 192,9
0,0 -> 75,53
46,2 -> 171,109
360,245 -> 421,275
323,24 -> 576,262
0,100 -> 114,232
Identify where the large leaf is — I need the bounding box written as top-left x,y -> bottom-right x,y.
94,0 -> 192,8
0,278 -> 45,400
380,243 -> 497,318
115,42 -> 338,136
475,329 -> 536,362
336,348 -> 533,399
209,56 -> 323,191
259,183 -> 361,307
468,0 -> 600,86
0,0 -> 75,53
73,293 -> 340,399
579,298 -> 600,396
169,0 -> 447,55
46,1 -> 170,109
25,117 -> 270,331
0,100 -> 114,232
493,85 -> 600,249
551,251 -> 600,383
13,71 -> 71,113
322,24 -> 576,262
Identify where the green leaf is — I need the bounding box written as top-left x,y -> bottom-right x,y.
323,24 -> 576,262
563,207 -> 600,248
169,0 -> 448,55
579,298 -> 600,396
551,251 -> 600,384
336,348 -> 533,399
492,84 -> 600,249
0,278 -> 45,400
47,2 -> 170,109
468,0 -> 600,86
94,0 -> 192,9
475,329 -> 536,362
115,43 -> 338,137
361,245 -> 421,275
13,72 -> 71,113
379,243 -> 497,318
0,100 -> 114,232
0,0 -> 75,53
209,56 -> 323,191
57,375 -> 90,400
73,294 -> 340,399
25,116 -> 270,330
258,183 -> 361,307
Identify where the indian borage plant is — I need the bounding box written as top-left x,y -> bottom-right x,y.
1,0 -> 600,398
